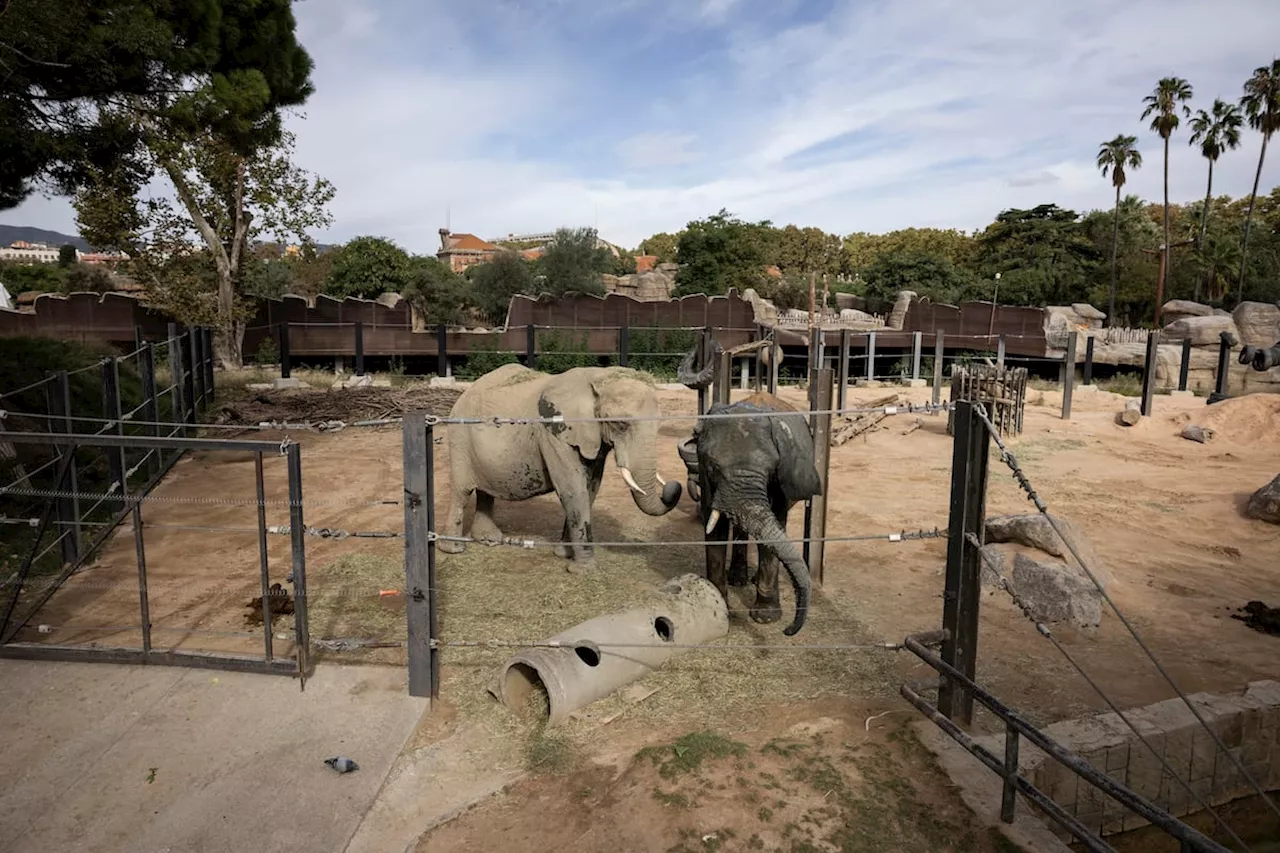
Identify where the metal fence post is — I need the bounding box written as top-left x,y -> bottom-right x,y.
188,326 -> 203,413
769,335 -> 780,394
254,452 -> 274,662
939,400 -> 990,726
808,326 -> 823,374
713,348 -> 732,406
45,371 -> 81,563
618,325 -> 630,368
168,323 -> 186,436
996,335 -> 1006,371
933,330 -> 945,405
183,330 -> 197,424
279,323 -> 292,379
866,331 -> 876,381
1178,338 -> 1192,392
1061,332 -> 1077,420
526,324 -> 537,370
1209,331 -> 1235,403
436,323 -> 447,378
101,358 -> 127,496
139,344 -> 161,477
804,368 -> 834,586
698,327 -> 713,415
912,331 -> 923,381
203,328 -> 215,404
403,412 -> 438,700
1140,331 -> 1160,417
130,491 -> 151,653
354,321 -> 365,376
286,442 -> 311,685
838,329 -> 850,411
1083,336 -> 1095,386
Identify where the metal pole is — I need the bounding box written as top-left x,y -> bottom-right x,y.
169,323 -> 186,436
698,327 -> 712,415
933,330 -> 945,406
354,321 -> 365,376
1061,332 -> 1077,420
806,368 -> 834,586
838,329 -> 850,410
912,331 -> 923,380
279,323 -> 292,380
139,344 -> 160,478
1140,330 -> 1160,417
188,326 -> 202,413
255,452 -> 273,661
101,359 -> 127,495
526,323 -> 537,370
939,400 -> 990,725
1178,338 -> 1192,392
866,331 -> 876,381
808,325 -> 823,374
182,331 -> 196,424
713,349 -> 732,406
996,335 -> 1006,371
203,328 -> 215,404
1083,336 -> 1095,386
437,323 -> 448,378
1210,331 -> 1235,403
286,443 -> 310,685
618,325 -> 629,368
45,371 -> 81,563
403,412 -> 436,699
131,495 -> 151,652
769,336 -> 780,394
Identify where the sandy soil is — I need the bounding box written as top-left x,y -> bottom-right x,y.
14,378 -> 1280,850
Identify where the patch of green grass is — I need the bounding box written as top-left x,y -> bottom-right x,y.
524,724 -> 579,774
636,731 -> 748,779
1096,372 -> 1143,397
652,788 -> 692,809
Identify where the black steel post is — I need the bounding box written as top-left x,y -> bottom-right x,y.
1209,331 -> 1234,403
866,331 -> 876,381
255,452 -> 273,661
526,324 -> 537,370
139,344 -> 160,477
939,400 -> 990,725
168,323 -> 186,436
279,323 -> 292,379
1140,330 -> 1159,417
1001,723 -> 1019,823
436,323 -> 448,378
698,327 -> 712,415
203,328 -> 215,404
838,329 -> 850,411
131,495 -> 151,652
618,325 -> 630,368
806,368 -> 834,585
45,371 -> 81,563
286,442 -> 310,684
769,335 -> 780,394
1178,338 -> 1192,392
1083,335 -> 1095,386
182,330 -> 196,424
101,358 -> 127,495
403,412 -> 436,699
188,326 -> 203,413
1061,331 -> 1077,420
354,321 -> 365,376
933,330 -> 945,406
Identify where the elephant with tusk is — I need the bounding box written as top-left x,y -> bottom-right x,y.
439,363 -> 682,570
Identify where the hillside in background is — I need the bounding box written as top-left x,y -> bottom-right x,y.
0,225 -> 92,251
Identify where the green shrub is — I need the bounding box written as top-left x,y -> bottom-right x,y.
254,335 -> 279,365
460,337 -> 519,379
627,326 -> 698,380
536,330 -> 597,374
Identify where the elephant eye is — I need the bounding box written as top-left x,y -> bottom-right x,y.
613,421 -> 629,432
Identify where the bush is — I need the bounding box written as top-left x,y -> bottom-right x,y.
536,330 -> 597,374
627,326 -> 698,380
460,337 -> 518,379
254,336 -> 279,365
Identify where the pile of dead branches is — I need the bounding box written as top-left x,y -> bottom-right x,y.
216,386 -> 464,428
830,392 -> 913,446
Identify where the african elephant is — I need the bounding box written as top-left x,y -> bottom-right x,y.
689,391 -> 821,636
439,363 -> 682,569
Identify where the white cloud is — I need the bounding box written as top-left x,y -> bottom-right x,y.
4,0 -> 1280,253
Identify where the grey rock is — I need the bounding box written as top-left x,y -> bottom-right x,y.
984,513 -> 1113,589
1162,299 -> 1213,325
1160,315 -> 1241,347
1010,553 -> 1103,628
1231,301 -> 1280,348
1246,474 -> 1280,525
888,291 -> 916,330
324,756 -> 359,773
1180,425 -> 1214,443
1072,303 -> 1106,324
978,545 -> 1006,588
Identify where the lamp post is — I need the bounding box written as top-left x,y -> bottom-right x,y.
988,272 -> 1002,340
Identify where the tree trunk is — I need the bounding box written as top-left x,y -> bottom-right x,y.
1156,135 -> 1170,328
1195,158 -> 1213,303
1238,131 -> 1270,306
1107,183 -> 1121,327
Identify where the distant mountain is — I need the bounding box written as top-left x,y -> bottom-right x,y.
0,225 -> 92,252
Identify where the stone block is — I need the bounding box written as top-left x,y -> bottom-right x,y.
1160,314 -> 1241,347
902,378 -> 927,387
1169,389 -> 1195,398
428,375 -> 456,388
1232,301 -> 1280,348
273,377 -> 303,390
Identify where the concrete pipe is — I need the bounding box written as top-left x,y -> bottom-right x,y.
492,573 -> 729,726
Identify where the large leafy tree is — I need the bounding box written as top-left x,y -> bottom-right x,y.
860,250 -> 980,307
1238,59 -> 1280,303
402,257 -> 469,327
1081,195 -> 1161,323
842,228 -> 976,276
972,205 -> 1101,307
1096,134 -> 1143,325
466,250 -> 536,325
323,236 -> 414,299
638,232 -> 680,263
536,227 -> 610,296
775,225 -> 842,275
672,209 -> 775,297
1140,77 -> 1194,325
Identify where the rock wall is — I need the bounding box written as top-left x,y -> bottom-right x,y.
601,263 -> 678,301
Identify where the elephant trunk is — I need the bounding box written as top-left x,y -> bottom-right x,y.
733,500 -> 810,636
617,457 -> 681,516
677,346 -> 716,389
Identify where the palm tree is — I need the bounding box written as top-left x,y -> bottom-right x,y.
1096,135 -> 1143,327
1141,77 -> 1194,326
1238,59 -> 1280,304
1188,99 -> 1243,301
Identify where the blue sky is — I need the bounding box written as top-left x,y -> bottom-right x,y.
4,0 -> 1280,252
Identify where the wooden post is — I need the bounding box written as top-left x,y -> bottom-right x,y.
939,400 -> 990,725
866,331 -> 876,381
436,323 -> 448,377
45,371 -> 81,563
526,324 -> 537,370
1083,336 -> 1095,386
933,330 -> 945,406
713,348 -> 732,406
838,329 -> 850,411
286,441 -> 311,684
354,321 -> 365,376
1061,331 -> 1077,420
1140,330 -> 1160,417
769,335 -> 780,394
996,335 -> 1006,371
808,326 -> 822,375
279,323 -> 291,379
403,411 -> 438,700
1178,338 -> 1192,392
618,326 -> 630,368
912,331 -> 923,380
804,368 -> 834,586
753,325 -> 765,392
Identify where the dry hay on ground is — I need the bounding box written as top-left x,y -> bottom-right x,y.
215,385 -> 463,428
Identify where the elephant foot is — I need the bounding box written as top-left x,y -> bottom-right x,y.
565,556 -> 598,574
553,543 -> 572,559
438,539 -> 466,554
728,564 -> 751,587
749,598 -> 782,624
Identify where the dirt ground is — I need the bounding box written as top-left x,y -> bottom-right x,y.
15,375 -> 1280,851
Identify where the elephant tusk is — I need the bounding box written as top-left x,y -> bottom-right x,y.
619,467 -> 647,496
705,509 -> 721,535
656,472 -> 667,486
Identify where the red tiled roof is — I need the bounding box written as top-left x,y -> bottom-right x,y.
635,255 -> 657,273
447,233 -> 498,252
520,247 -> 544,261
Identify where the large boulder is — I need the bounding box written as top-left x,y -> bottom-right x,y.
1160,314 -> 1240,347
835,292 -> 867,312
1232,302 -> 1280,348
1011,553 -> 1103,628
1162,299 -> 1213,325
985,513 -> 1112,587
888,291 -> 916,330
1247,474 -> 1280,525
1071,303 -> 1106,329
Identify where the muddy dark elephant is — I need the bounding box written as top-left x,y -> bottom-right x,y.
688,390 -> 821,636
440,363 -> 682,570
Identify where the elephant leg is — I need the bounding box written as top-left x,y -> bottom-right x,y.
545,444 -> 596,571
555,456 -> 604,559
439,471 -> 474,555
750,498 -> 792,624
471,491 -> 503,543
728,524 -> 750,587
705,513 -> 731,605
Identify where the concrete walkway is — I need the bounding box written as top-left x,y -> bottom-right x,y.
0,660 -> 426,853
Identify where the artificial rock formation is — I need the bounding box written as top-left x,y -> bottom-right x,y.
1247,474 -> 1280,525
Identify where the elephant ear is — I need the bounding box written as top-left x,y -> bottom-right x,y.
538,377 -> 604,461
769,414 -> 822,502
